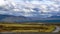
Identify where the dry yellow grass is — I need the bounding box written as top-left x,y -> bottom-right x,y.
0,23 -> 56,32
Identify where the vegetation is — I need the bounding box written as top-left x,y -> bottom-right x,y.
0,23 -> 56,32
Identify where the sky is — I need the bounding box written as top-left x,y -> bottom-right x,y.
0,0 -> 60,18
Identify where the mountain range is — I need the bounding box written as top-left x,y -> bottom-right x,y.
0,14 -> 60,23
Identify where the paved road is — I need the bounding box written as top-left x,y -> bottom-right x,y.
53,26 -> 60,32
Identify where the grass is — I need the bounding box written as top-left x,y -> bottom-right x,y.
0,23 -> 56,32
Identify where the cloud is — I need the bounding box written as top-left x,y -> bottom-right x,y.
0,0 -> 6,6
0,0 -> 60,18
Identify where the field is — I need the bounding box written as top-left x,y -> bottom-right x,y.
0,23 -> 58,32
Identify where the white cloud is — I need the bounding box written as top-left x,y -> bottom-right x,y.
13,9 -> 20,11
0,0 -> 6,6
0,0 -> 60,18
